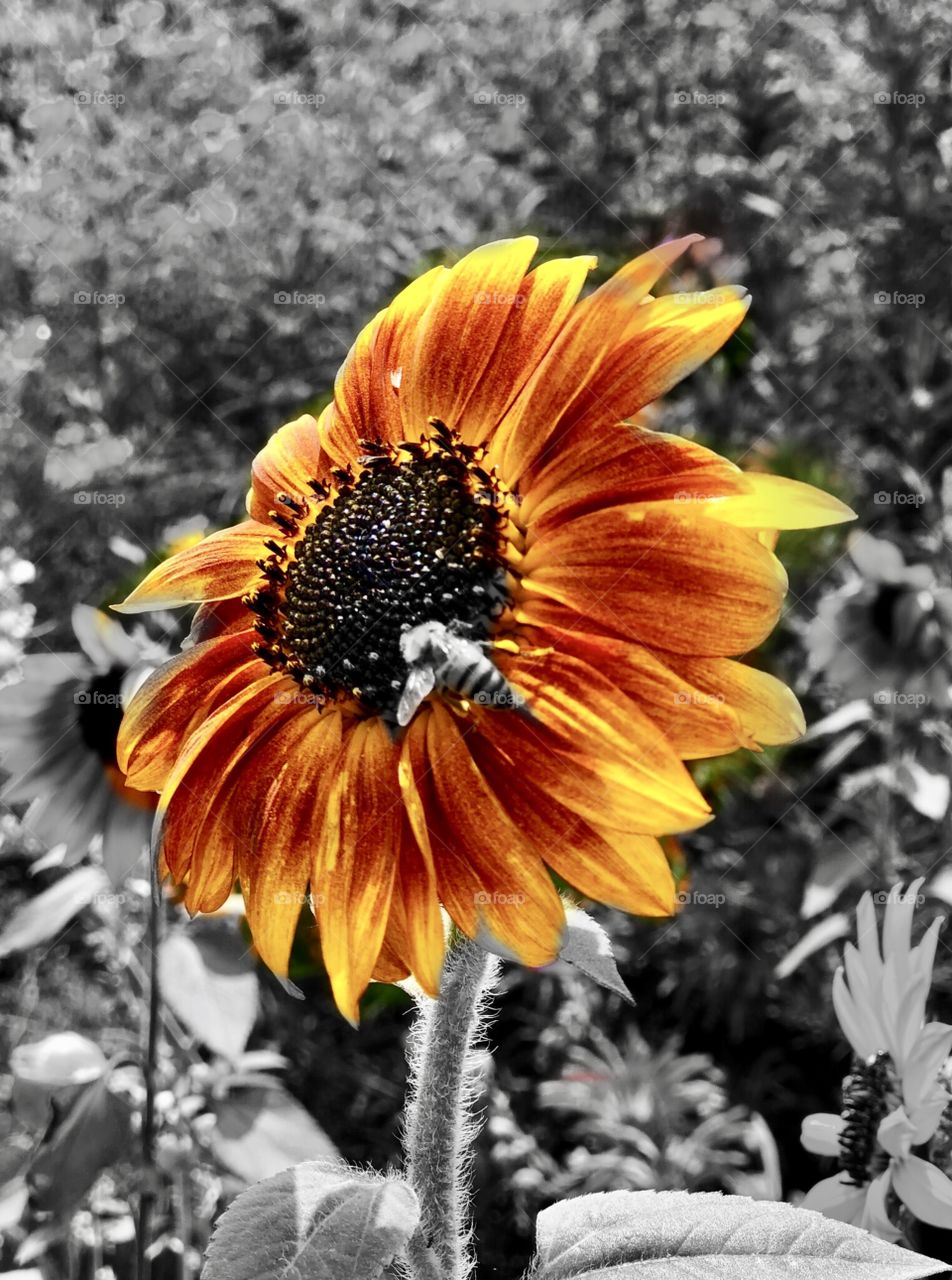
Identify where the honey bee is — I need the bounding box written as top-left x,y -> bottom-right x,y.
396,620 -> 526,727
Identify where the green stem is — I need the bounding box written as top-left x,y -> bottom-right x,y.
403,937 -> 498,1280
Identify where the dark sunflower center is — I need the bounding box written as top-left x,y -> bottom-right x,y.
76,667 -> 126,766
250,425 -> 510,716
838,1051 -> 895,1186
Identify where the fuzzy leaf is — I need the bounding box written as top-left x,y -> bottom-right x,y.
159,920 -> 258,1060
211,1086 -> 338,1183
202,1161 -> 419,1280
530,1190 -> 947,1279
0,867 -> 109,958
558,910 -> 634,1005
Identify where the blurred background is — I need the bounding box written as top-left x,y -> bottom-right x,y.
2,0 -> 952,1275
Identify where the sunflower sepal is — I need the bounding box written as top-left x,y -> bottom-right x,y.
559,905 -> 635,1006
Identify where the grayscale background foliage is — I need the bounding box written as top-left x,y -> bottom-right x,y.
2,0 -> 952,1276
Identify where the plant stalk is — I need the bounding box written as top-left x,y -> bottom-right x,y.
137,887 -> 162,1280
403,936 -> 498,1280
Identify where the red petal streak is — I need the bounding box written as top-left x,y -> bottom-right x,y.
155,675 -> 295,886
469,730 -> 676,915
402,238 -> 539,436
334,267 -> 447,446
118,631 -> 261,792
423,703 -> 565,965
518,507 -> 787,656
314,718 -> 401,1023
522,425 -> 745,531
492,649 -> 711,833
239,709 -> 344,976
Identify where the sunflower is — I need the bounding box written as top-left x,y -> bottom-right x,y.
806,530 -> 952,711
801,881 -> 952,1238
115,236 -> 853,1020
0,605 -> 163,882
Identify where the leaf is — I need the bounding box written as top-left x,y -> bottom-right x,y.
202,1161 -> 420,1280
159,920 -> 258,1059
774,912 -> 851,979
0,1177 -> 28,1232
11,1031 -> 108,1129
558,910 -> 634,1005
530,1190 -> 948,1279
893,760 -> 950,821
211,1086 -> 339,1183
27,1071 -> 135,1217
801,700 -> 872,741
0,866 -> 109,958
801,846 -> 868,919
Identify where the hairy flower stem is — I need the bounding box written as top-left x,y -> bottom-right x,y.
137,888 -> 162,1280
404,937 -> 499,1280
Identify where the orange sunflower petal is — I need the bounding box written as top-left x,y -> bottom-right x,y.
115,521 -> 271,613
496,649 -> 711,833
118,631 -> 260,791
334,266 -> 447,447
414,704 -> 566,965
458,253 -> 597,444
391,815 -> 445,996
517,623 -> 750,759
155,674 -> 292,885
246,413 -> 330,522
401,238 -> 540,435
314,718 -> 401,1023
680,472 -> 856,530
517,507 -> 787,657
468,729 -> 676,915
532,287 -> 749,461
239,708 -> 344,977
663,654 -> 807,747
522,425 -> 746,530
490,235 -> 708,477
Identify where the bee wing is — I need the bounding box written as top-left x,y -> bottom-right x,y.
397,666 -> 438,726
